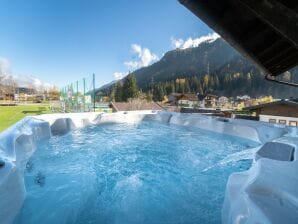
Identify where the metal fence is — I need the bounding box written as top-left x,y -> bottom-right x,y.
60,74 -> 97,112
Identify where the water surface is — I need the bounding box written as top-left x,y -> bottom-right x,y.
14,121 -> 258,224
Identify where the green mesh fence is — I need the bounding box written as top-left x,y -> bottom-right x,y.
60,74 -> 96,112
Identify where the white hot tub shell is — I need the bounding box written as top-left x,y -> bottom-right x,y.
0,111 -> 297,224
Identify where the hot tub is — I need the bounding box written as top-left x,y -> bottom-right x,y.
0,111 -> 297,223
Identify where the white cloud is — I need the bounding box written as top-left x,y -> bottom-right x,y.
171,38 -> 184,49
113,72 -> 127,80
124,44 -> 158,70
0,57 -> 54,90
11,74 -> 54,91
124,61 -> 139,70
132,44 -> 142,54
171,32 -> 220,49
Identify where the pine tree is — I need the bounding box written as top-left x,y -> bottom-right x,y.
203,75 -> 209,93
122,74 -> 139,101
191,76 -> 200,93
214,75 -> 219,88
197,82 -> 203,95
114,81 -> 123,102
170,80 -> 175,93
153,83 -> 165,101
185,79 -> 190,93
110,88 -> 115,102
146,91 -> 153,102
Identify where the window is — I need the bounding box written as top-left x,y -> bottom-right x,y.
289,121 -> 298,126
278,119 -> 286,124
269,119 -> 276,123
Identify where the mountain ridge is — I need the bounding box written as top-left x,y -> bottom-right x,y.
100,38 -> 298,98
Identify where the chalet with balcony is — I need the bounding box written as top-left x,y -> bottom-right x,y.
244,99 -> 298,126
177,93 -> 199,108
198,94 -> 218,108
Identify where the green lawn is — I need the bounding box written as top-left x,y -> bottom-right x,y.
0,105 -> 51,132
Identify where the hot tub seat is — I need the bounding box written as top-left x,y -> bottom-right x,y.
223,137 -> 298,224
256,142 -> 295,161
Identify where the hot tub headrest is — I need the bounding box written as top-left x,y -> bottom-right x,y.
256,142 -> 295,161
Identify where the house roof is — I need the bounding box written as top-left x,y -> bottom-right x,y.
169,93 -> 183,97
197,94 -> 218,101
179,93 -> 198,101
179,0 -> 298,77
244,99 -> 298,110
111,101 -> 164,112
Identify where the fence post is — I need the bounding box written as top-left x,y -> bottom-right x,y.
83,78 -> 86,112
76,81 -> 79,112
71,83 -> 73,112
93,73 -> 95,112
65,86 -> 67,112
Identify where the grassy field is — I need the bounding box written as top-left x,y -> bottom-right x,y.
0,104 -> 51,132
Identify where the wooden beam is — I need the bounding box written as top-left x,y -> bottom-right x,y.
238,0 -> 298,47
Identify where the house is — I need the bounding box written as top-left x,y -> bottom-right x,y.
198,94 -> 218,108
177,93 -> 199,108
233,95 -> 255,110
1,93 -> 14,101
167,93 -> 199,108
236,95 -> 250,101
0,85 -> 43,102
244,99 -> 298,126
16,87 -> 36,95
217,96 -> 230,109
167,93 -> 182,105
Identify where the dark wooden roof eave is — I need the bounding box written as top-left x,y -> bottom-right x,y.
244,100 -> 298,111
179,0 -> 298,77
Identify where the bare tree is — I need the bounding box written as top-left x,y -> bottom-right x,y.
127,98 -> 148,110
1,75 -> 17,102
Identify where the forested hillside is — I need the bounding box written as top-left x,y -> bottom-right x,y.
100,38 -> 298,99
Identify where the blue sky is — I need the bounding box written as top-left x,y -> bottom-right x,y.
0,0 -> 214,88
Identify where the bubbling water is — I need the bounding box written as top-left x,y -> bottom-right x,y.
14,121 -> 258,224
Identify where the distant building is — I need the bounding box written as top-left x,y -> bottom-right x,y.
218,96 -> 230,108
1,86 -> 43,102
0,93 -> 14,101
244,99 -> 298,126
234,95 -> 256,110
236,95 -> 250,101
167,93 -> 199,108
177,93 -> 199,108
167,93 -> 182,105
16,87 -> 36,95
198,94 -> 218,108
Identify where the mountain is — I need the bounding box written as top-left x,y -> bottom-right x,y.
101,38 -> 298,98
133,38 -> 240,87
94,80 -> 116,93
